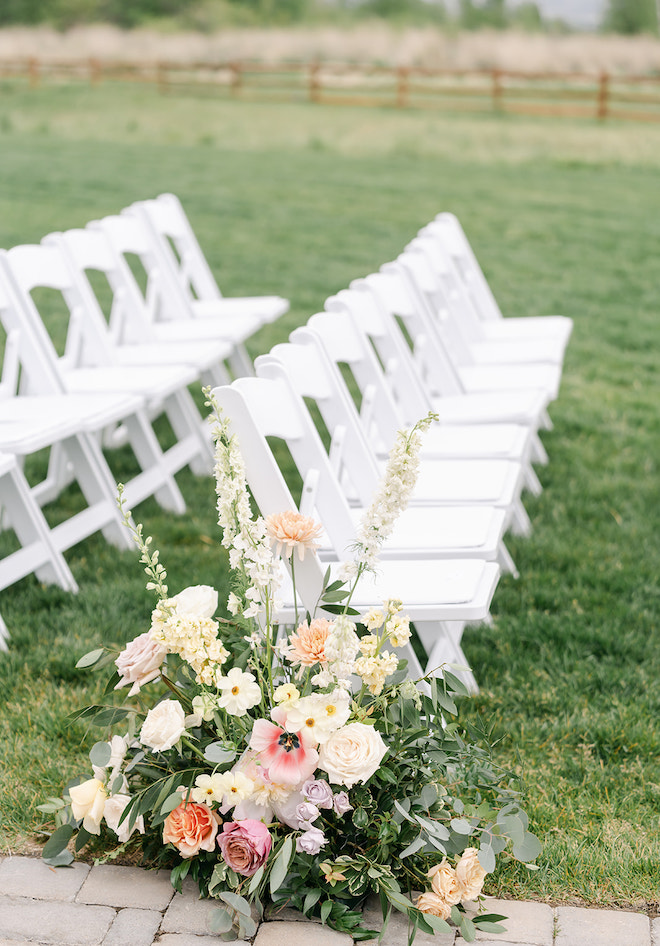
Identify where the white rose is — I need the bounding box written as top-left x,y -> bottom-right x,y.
140,699 -> 186,752
318,722 -> 388,789
103,794 -> 145,843
173,585 -> 218,619
69,778 -> 107,835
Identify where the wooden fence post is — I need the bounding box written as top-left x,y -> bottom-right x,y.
597,71 -> 609,120
491,68 -> 502,112
27,56 -> 40,88
308,61 -> 320,104
396,66 -> 409,108
89,57 -> 101,86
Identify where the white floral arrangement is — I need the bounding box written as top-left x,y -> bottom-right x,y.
40,394 -> 540,943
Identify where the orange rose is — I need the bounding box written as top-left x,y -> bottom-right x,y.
289,618 -> 332,667
265,511 -> 323,561
163,800 -> 219,858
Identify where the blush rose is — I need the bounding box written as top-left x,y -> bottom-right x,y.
218,819 -> 272,876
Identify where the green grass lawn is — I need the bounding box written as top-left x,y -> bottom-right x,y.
0,79 -> 659,910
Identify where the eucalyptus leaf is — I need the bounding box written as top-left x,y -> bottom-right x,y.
459,915 -> 477,942
399,836 -> 426,859
269,835 -> 293,895
320,900 -> 333,924
42,823 -> 74,859
218,892 -> 252,917
450,817 -> 473,835
160,791 -> 183,816
387,890 -> 415,914
204,743 -> 237,765
248,866 -> 264,895
513,831 -> 542,863
43,849 -> 74,867
478,843 -> 496,873
75,648 -> 105,669
419,783 -> 437,809
209,908 -> 233,935
303,888 -> 322,913
420,913 -> 452,934
238,915 -> 257,939
89,741 -> 112,768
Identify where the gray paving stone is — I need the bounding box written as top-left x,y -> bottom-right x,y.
102,907 -> 162,946
555,906 -> 651,946
652,917 -> 660,946
0,857 -> 90,901
156,937 -> 249,946
78,865 -> 174,911
253,919 -> 353,946
0,894 -> 116,945
462,899 -> 553,945
362,894 -> 455,945
160,880 -> 223,937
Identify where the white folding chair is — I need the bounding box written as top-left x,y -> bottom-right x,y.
1,244 -> 213,491
46,226 -> 233,389
130,192 -> 289,338
0,611 -> 8,650
422,213 -> 573,345
212,378 -> 502,692
254,343 -> 517,574
370,255 -> 563,401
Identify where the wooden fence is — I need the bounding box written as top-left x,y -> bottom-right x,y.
4,55 -> 660,122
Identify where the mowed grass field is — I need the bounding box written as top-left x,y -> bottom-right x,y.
0,78 -> 659,909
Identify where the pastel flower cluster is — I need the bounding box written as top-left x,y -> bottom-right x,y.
416,849 -> 487,920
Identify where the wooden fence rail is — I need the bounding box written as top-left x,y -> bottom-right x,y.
4,56 -> 660,122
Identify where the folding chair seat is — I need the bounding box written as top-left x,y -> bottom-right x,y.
409,231 -> 567,366
212,378 -> 502,692
0,261 -> 193,537
1,244 -> 213,488
422,213 -> 573,346
374,254 -> 563,401
129,192 -> 289,339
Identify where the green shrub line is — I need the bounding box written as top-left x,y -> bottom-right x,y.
0,83 -> 658,907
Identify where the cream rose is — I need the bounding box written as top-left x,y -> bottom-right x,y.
140,699 -> 186,752
173,585 -> 218,619
103,794 -> 145,843
318,722 -> 387,788
69,778 -> 107,835
416,891 -> 451,920
429,859 -> 462,905
455,847 -> 487,900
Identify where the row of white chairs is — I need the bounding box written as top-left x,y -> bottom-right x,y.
211,213 -> 572,692
0,194 -> 290,647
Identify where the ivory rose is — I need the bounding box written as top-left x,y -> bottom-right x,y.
265,511 -> 323,561
455,847 -> 487,900
103,794 -> 144,843
172,585 -> 218,619
318,722 -> 387,788
163,800 -> 219,858
428,859 -> 462,906
218,820 -> 272,876
416,892 -> 451,920
115,632 -> 166,696
69,778 -> 107,835
140,699 -> 186,752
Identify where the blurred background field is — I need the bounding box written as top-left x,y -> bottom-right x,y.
0,8 -> 659,911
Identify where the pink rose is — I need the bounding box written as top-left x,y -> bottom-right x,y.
115,632 -> 166,696
163,801 -> 219,858
218,820 -> 272,876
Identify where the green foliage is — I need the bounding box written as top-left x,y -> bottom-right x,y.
603,0 -> 658,34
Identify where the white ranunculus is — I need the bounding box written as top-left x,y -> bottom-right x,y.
140,699 -> 186,752
103,794 -> 145,843
318,722 -> 388,789
69,778 -> 107,835
172,585 -> 218,619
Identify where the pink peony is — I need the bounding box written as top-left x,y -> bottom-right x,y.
163,801 -> 219,858
288,618 -> 332,667
265,511 -> 323,561
249,718 -> 318,787
115,632 -> 166,696
218,819 -> 272,876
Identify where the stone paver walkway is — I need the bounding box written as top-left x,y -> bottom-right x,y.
0,855 -> 657,946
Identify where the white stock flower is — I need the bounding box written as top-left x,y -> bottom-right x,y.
318,723 -> 388,789
217,667 -> 262,716
324,615 -> 361,684
140,700 -> 186,752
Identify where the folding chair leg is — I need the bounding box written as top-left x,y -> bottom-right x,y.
416,620 -> 479,695
48,433 -> 135,552
1,460 -> 78,593
119,411 -> 186,514
0,612 -> 8,651
162,391 -> 214,477
530,433 -> 549,466
509,498 -> 532,538
523,464 -> 543,497
497,540 -> 518,578
228,343 -> 255,379
31,442 -> 74,507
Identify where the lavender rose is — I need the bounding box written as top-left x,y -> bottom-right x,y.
296,826 -> 326,855
333,791 -> 353,816
218,820 -> 272,876
296,802 -> 320,828
302,778 -> 334,809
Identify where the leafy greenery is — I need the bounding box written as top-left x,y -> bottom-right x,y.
0,81 -> 659,912
603,0 -> 658,34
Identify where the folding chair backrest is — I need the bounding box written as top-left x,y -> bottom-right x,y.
129,193 -> 223,304
212,380 -> 346,608
0,253 -> 70,397
255,342 -> 382,508
90,212 -> 192,329
423,214 -> 503,322
2,242 -> 118,381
